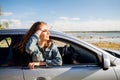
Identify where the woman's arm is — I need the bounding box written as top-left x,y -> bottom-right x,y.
46,44 -> 62,66
25,34 -> 39,54
25,33 -> 44,62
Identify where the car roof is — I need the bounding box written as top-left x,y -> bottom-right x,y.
0,29 -> 64,36
0,29 -> 27,35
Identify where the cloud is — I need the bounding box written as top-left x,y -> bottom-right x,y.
0,19 -> 22,28
9,20 -> 37,29
51,19 -> 120,31
0,19 -> 9,22
2,12 -> 13,16
59,16 -> 80,21
10,19 -> 22,26
0,19 -> 36,29
71,18 -> 80,20
9,19 -> 36,29
1,18 -> 120,31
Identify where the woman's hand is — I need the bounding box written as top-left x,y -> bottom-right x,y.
35,30 -> 42,37
28,62 -> 46,69
28,62 -> 39,69
35,25 -> 50,37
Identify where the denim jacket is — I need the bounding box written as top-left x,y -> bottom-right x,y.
25,33 -> 62,66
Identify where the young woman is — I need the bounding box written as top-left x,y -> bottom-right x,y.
16,21 -> 62,69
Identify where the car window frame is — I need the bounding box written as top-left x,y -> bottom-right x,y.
50,36 -> 100,66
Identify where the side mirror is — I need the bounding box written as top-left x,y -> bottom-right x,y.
102,54 -> 111,70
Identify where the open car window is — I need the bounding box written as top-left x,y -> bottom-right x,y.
51,38 -> 99,65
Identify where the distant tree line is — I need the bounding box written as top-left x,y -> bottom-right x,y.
0,7 -> 9,30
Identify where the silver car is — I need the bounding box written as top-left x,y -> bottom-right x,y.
0,29 -> 120,80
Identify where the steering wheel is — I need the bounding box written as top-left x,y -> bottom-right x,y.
62,45 -> 73,64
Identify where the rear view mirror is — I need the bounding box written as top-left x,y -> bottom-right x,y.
102,54 -> 110,70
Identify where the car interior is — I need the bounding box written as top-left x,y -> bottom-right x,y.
0,35 -> 99,67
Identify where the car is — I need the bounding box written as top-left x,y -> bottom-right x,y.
0,29 -> 120,80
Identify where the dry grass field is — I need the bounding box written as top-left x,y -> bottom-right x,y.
91,41 -> 120,51
77,36 -> 120,51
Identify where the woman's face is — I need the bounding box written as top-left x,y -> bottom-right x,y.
39,25 -> 50,41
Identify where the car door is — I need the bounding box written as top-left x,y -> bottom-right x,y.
0,67 -> 24,80
23,39 -> 117,80
23,65 -> 117,80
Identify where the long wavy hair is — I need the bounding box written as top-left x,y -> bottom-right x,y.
14,21 -> 47,53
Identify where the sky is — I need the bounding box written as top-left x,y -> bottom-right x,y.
0,0 -> 120,31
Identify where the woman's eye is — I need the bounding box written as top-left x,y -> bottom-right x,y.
43,31 -> 46,33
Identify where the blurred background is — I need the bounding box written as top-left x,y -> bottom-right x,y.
0,0 -> 120,50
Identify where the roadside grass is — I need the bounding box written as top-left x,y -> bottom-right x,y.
91,41 -> 120,51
